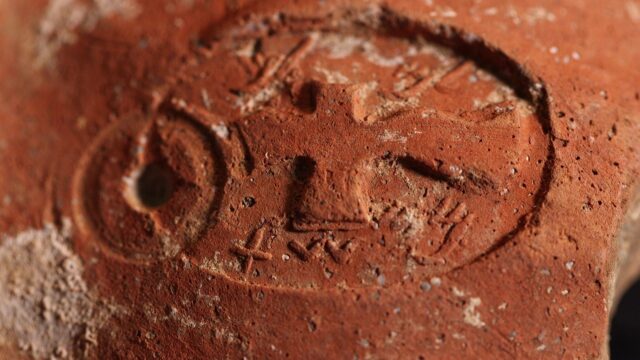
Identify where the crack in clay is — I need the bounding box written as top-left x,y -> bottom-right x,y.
0,220 -> 112,359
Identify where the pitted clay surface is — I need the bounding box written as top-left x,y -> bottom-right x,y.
2,0 -> 639,359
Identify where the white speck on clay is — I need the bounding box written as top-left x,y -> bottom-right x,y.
199,252 -> 225,274
235,83 -> 282,115
143,303 -> 206,329
503,6 -> 556,26
439,8 -> 458,18
523,7 -> 557,24
211,123 -> 230,139
316,34 -> 364,59
314,67 -> 350,84
484,7 -> 498,16
234,39 -> 257,58
463,297 -> 485,328
0,220 -> 112,359
380,130 -> 408,143
362,42 -> 405,67
421,109 -> 437,119
201,89 -> 212,110
317,33 -> 414,67
35,0 -> 140,68
452,287 -> 465,297
122,165 -> 142,193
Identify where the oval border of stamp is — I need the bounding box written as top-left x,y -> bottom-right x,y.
192,4 -> 556,288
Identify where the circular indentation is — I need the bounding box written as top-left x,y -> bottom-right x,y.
72,114 -> 224,263
132,162 -> 177,209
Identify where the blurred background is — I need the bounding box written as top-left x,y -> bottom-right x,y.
611,278 -> 640,359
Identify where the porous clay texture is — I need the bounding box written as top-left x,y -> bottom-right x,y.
0,0 -> 639,359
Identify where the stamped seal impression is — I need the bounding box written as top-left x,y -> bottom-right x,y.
73,5 -> 552,290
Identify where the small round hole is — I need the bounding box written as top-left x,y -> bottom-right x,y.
135,162 -> 176,209
293,156 -> 316,182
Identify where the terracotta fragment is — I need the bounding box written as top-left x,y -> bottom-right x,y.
0,0 -> 639,359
